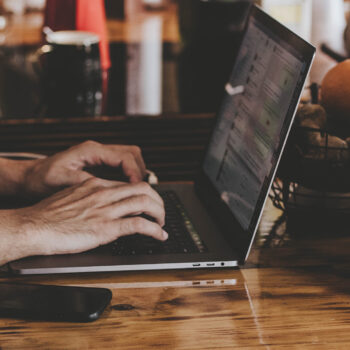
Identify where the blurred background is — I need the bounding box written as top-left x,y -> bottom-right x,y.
0,0 -> 348,119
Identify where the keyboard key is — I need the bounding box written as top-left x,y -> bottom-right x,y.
110,191 -> 207,256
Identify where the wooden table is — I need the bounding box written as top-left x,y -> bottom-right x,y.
1,198 -> 350,349
1,1 -> 350,348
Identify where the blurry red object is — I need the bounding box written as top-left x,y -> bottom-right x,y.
76,0 -> 111,70
44,0 -> 111,70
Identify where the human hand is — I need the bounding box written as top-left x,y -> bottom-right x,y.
9,178 -> 167,260
23,141 -> 146,196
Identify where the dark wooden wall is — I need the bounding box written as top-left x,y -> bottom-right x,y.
0,114 -> 215,181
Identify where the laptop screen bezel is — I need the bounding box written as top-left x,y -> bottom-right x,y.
194,4 -> 315,264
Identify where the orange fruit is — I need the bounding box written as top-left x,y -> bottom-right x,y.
321,59 -> 350,124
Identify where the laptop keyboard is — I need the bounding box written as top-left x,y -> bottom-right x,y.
109,191 -> 207,256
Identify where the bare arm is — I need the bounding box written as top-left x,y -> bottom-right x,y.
0,208 -> 36,264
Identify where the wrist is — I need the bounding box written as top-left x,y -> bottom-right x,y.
0,208 -> 39,265
0,158 -> 38,196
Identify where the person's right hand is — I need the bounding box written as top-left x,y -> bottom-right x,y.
10,178 -> 167,260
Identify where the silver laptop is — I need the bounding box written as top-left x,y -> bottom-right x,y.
9,5 -> 315,274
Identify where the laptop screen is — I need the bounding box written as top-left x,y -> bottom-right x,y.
203,6 -> 313,234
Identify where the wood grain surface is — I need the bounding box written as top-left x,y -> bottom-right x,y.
1,265 -> 350,349
0,199 -> 350,349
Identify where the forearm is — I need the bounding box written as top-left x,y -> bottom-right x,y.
0,209 -> 37,265
0,158 -> 37,196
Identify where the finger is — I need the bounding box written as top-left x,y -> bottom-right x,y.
131,147 -> 146,179
69,142 -> 147,182
44,177 -> 127,206
114,145 -> 146,180
82,177 -> 127,189
116,217 -> 168,241
106,194 -> 165,226
97,144 -> 146,182
119,152 -> 143,183
103,182 -> 163,207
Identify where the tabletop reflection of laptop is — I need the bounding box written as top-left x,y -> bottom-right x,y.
9,5 -> 315,275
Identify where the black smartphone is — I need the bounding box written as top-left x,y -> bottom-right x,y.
0,282 -> 112,322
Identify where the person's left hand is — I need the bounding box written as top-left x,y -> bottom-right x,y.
23,141 -> 147,196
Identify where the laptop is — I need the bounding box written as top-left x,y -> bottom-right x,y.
9,5 -> 315,274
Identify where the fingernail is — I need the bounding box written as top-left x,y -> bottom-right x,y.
162,230 -> 168,240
